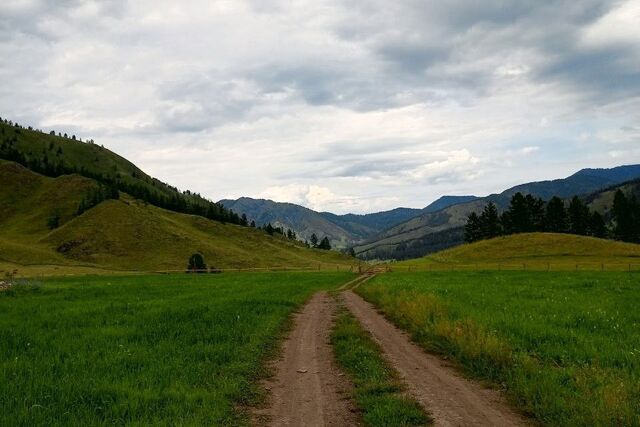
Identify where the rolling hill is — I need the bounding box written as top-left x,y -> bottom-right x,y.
0,161 -> 354,277
0,120 -> 239,223
355,165 -> 640,260
396,233 -> 640,269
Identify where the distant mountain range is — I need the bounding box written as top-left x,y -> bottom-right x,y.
223,165 -> 640,257
219,195 -> 479,248
354,165 -> 640,260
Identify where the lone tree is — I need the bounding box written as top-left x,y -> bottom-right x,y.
187,253 -> 207,273
310,233 -> 319,248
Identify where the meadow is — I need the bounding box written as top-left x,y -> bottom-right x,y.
0,272 -> 352,426
396,233 -> 640,272
358,271 -> 640,426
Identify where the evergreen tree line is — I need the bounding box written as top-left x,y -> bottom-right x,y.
464,191 -> 637,243
0,121 -> 245,226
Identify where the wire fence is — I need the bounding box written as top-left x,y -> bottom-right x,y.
389,262 -> 640,273
5,261 -> 640,280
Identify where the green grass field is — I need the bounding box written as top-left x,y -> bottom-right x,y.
396,233 -> 640,271
357,271 -> 640,426
0,272 -> 353,426
331,307 -> 430,426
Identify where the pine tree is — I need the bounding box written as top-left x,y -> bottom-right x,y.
568,196 -> 589,235
589,211 -> 607,238
545,196 -> 568,233
310,233 -> 319,248
479,202 -> 501,239
464,212 -> 481,243
612,190 -> 640,243
502,193 -> 529,234
186,253 -> 207,273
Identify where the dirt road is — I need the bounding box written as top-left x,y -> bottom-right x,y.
343,290 -> 528,427
254,292 -> 359,426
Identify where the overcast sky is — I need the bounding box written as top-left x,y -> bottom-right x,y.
1,1 -> 639,214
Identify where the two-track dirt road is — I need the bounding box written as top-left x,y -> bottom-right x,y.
254,292 -> 359,426
254,278 -> 528,426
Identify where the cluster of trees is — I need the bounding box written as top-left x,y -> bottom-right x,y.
261,222 -> 296,238
612,190 -> 640,243
256,223 -> 333,250
260,223 -> 301,242
309,233 -> 332,250
0,119 -> 246,226
464,191 -> 629,243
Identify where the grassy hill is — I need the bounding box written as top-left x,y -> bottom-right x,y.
396,233 -> 640,270
356,165 -> 640,260
0,121 -> 238,223
0,160 -> 355,277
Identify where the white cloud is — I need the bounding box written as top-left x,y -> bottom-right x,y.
520,146 -> 540,155
1,0 -> 640,214
582,0 -> 640,48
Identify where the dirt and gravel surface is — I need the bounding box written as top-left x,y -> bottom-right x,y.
253,292 -> 360,426
343,289 -> 528,427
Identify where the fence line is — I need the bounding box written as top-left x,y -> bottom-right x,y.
6,261 -> 640,280
394,262 -> 640,273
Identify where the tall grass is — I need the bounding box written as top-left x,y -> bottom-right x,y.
358,272 -> 640,426
0,272 -> 352,426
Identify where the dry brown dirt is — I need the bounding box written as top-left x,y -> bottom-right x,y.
253,292 -> 360,426
343,289 -> 528,427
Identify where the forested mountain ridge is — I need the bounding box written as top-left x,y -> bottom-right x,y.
355,165 -> 640,260
0,119 -> 243,225
220,195 -> 480,248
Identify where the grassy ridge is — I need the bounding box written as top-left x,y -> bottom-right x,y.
0,160 -> 355,276
396,233 -> 640,270
358,272 -> 640,426
331,307 -> 431,426
0,272 -> 353,426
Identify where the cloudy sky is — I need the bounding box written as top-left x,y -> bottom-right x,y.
1,0 -> 639,214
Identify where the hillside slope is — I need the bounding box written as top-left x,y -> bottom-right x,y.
397,233 -> 640,268
356,165 -> 640,260
0,121 -> 238,223
0,161 -> 354,276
